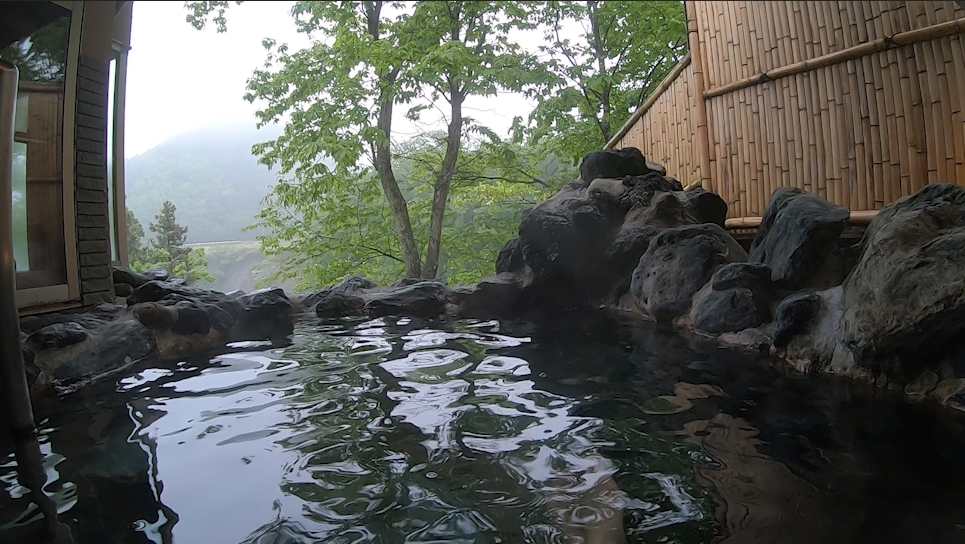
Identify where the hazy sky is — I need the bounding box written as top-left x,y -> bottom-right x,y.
125,1 -> 540,159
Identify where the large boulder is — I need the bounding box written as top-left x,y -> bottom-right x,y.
496,237 -> 524,274
239,287 -> 292,321
749,188 -> 850,289
630,223 -> 748,322
315,290 -> 367,318
691,263 -> 773,334
365,281 -> 451,317
840,184 -> 965,371
301,275 -> 376,310
449,273 -> 523,318
579,147 -> 656,184
127,280 -> 244,320
772,292 -> 824,348
517,184 -> 622,302
51,320 -> 156,386
686,188 -> 729,228
112,267 -> 152,289
27,322 -> 89,350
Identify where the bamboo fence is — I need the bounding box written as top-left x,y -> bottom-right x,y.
607,1 -> 965,223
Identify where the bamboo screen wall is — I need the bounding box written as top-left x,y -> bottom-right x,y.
608,1 -> 965,219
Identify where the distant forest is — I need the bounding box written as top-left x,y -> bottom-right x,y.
125,122 -> 286,244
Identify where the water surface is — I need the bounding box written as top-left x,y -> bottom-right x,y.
3,313 -> 965,543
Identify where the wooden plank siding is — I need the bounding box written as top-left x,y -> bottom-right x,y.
607,1 -> 965,219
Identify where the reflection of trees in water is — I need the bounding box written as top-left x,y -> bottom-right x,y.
259,316 -> 717,543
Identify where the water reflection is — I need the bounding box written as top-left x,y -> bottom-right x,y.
3,314 -> 965,543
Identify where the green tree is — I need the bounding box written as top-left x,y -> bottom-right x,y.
126,208 -> 149,268
517,1 -> 688,163
252,134 -> 571,291
186,1 -> 544,281
143,201 -> 215,285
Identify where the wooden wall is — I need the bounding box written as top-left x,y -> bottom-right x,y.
609,1 -> 965,218
615,56 -> 704,188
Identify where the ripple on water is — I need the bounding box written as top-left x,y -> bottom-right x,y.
20,315 -> 940,544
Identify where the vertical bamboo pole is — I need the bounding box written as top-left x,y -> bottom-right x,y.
950,36 -> 965,186
687,1 -> 714,193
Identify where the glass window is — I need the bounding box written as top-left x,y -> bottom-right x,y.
1,2 -> 72,290
12,142 -> 28,272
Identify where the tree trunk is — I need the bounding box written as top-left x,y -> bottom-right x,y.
374,77 -> 423,278
365,1 -> 422,278
587,0 -> 612,142
421,85 -> 464,279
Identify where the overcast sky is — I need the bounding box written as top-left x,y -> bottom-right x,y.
125,1 -> 540,159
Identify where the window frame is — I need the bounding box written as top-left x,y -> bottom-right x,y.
109,40 -> 129,269
14,0 -> 83,309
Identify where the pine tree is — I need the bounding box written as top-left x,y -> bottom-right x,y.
150,201 -> 190,263
126,209 -> 148,268
145,201 -> 214,285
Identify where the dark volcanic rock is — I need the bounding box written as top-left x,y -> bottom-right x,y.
365,281 -> 451,317
208,304 -> 235,332
240,287 -> 292,321
114,282 -> 134,298
145,268 -> 170,282
496,237 -> 524,274
171,301 -> 212,335
749,188 -> 850,288
315,291 -> 367,318
691,262 -> 773,334
518,185 -> 621,302
28,322 -> 89,350
691,284 -> 770,334
451,273 -> 522,317
392,277 -> 449,288
127,281 -> 244,320
112,267 -> 151,289
711,262 -> 773,291
301,276 -> 376,309
630,223 -> 747,322
132,302 -> 179,330
773,292 -> 823,348
686,188 -> 729,227
604,226 -> 661,277
840,184 -> 965,365
619,173 -> 685,211
579,147 -> 655,184
53,320 -> 156,384
91,303 -> 127,319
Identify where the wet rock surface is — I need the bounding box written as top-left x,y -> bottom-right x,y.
21,148 -> 965,408
749,188 -> 850,289
630,224 -> 747,322
22,277 -> 296,393
463,149 -> 965,403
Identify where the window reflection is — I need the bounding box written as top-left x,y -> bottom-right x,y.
1,2 -> 72,290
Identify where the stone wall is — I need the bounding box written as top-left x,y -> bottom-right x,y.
74,55 -> 114,307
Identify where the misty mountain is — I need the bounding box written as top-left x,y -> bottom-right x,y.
124,122 -> 285,244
